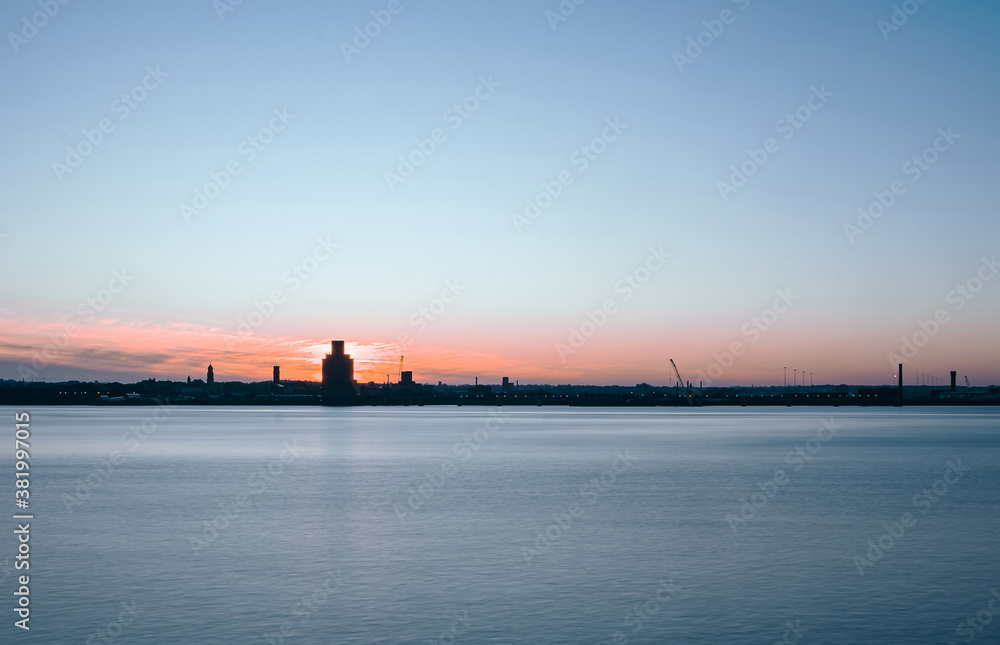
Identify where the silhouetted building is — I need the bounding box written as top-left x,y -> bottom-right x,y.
273,366 -> 280,384
207,364 -> 215,385
322,340 -> 358,406
401,371 -> 413,386
502,377 -> 514,393
951,371 -> 957,392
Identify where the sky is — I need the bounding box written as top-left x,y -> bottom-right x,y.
1,0 -> 998,386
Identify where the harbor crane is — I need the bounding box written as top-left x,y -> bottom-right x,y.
398,356 -> 404,382
669,359 -> 694,406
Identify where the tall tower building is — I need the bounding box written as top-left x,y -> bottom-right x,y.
321,340 -> 358,405
207,364 -> 215,385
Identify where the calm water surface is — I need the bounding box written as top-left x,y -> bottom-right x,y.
3,406 -> 999,644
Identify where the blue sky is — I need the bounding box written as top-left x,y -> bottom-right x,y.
1,0 -> 998,385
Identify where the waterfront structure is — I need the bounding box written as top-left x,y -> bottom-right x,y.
321,340 -> 358,406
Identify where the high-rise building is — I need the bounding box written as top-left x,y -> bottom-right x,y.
322,340 -> 358,405
207,364 -> 215,385
273,366 -> 280,384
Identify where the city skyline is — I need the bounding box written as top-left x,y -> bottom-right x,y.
5,4 -> 999,643
2,1 -> 999,386
3,330 -> 995,389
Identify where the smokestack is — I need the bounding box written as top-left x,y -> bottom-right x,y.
950,371 -> 957,392
273,366 -> 280,384
898,363 -> 904,404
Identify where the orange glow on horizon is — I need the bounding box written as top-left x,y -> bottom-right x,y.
0,310 -> 996,386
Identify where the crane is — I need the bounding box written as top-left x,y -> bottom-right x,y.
965,375 -> 971,390
669,359 -> 694,406
398,356 -> 404,382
